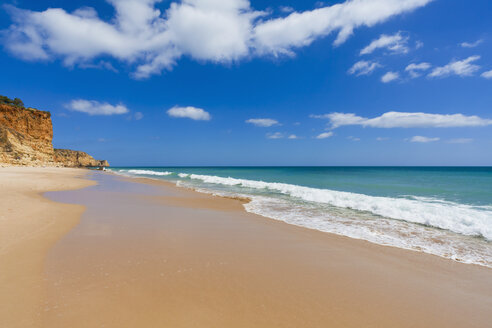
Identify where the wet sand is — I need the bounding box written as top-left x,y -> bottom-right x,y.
41,172 -> 491,327
1,168 -> 491,327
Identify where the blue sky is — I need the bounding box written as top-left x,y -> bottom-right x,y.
0,0 -> 491,166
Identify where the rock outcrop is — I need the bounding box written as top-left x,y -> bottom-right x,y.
0,103 -> 109,167
54,149 -> 109,168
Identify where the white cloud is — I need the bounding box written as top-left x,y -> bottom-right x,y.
314,111 -> 492,129
267,132 -> 284,139
312,112 -> 363,125
409,136 -> 439,143
167,106 -> 211,121
66,99 -> 129,116
134,112 -> 144,120
460,39 -> 483,48
381,71 -> 399,83
246,118 -> 279,127
360,31 -> 409,55
348,60 -> 381,76
254,0 -> 432,54
288,134 -> 300,139
79,60 -> 119,73
448,138 -> 473,144
316,132 -> 334,139
3,0 -> 433,78
376,137 -> 389,141
428,56 -> 481,78
279,6 -> 294,13
405,62 -> 431,78
481,70 -> 492,79
347,136 -> 360,141
310,114 -> 329,119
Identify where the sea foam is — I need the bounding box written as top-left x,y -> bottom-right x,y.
122,169 -> 173,176
242,195 -> 492,267
182,174 -> 492,241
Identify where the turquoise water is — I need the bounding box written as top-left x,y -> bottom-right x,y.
109,167 -> 492,267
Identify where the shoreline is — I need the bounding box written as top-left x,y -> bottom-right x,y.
112,171 -> 492,269
1,168 -> 491,327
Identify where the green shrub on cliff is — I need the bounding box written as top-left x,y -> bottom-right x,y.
0,95 -> 25,108
13,98 -> 24,107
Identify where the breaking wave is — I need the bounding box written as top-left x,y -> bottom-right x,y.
183,174 -> 492,240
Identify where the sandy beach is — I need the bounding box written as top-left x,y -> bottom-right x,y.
0,168 -> 95,327
1,168 -> 491,327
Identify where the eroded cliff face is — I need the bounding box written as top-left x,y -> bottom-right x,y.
0,104 -> 55,166
0,103 -> 109,167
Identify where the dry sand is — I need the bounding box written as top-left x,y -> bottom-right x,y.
0,167 -> 95,327
1,168 -> 491,327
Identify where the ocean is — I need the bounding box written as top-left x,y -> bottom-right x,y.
109,167 -> 492,267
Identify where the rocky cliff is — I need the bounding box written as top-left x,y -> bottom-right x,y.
0,104 -> 55,166
0,103 -> 109,167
